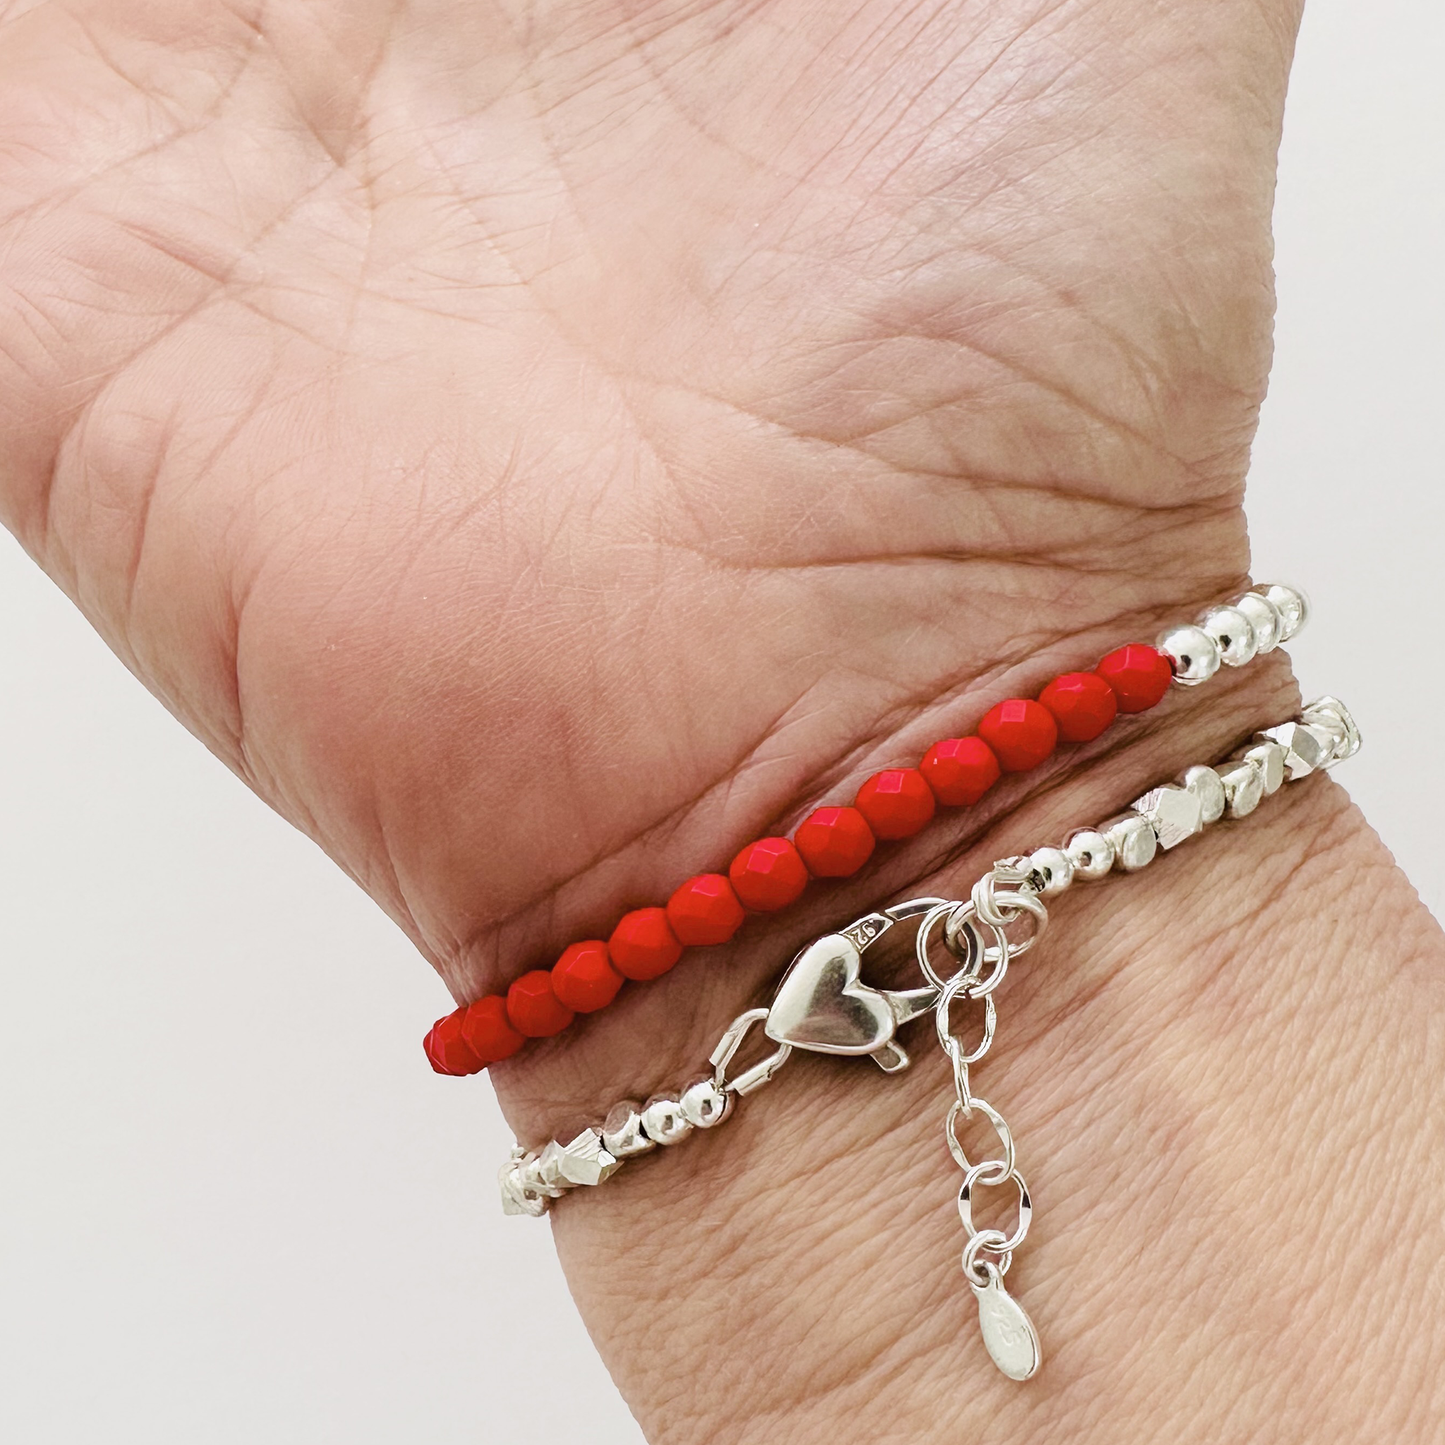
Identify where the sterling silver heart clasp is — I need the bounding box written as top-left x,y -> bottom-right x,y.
707,897 -> 980,1096
763,898 -> 951,1073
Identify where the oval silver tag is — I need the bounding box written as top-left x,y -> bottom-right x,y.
973,1276 -> 1041,1381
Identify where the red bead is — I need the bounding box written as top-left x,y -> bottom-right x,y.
506,970 -> 575,1038
458,995 -> 525,1065
1038,671 -> 1118,743
551,940 -> 624,1013
793,806 -> 876,878
608,907 -> 683,981
919,736 -> 1000,807
977,698 -> 1058,773
729,837 -> 809,912
424,1010 -> 485,1076
854,768 -> 936,840
666,874 -> 746,946
1096,644 -> 1172,713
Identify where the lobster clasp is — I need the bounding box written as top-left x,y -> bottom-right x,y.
763,898 -> 948,1073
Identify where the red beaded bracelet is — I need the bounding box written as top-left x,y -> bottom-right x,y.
423,586 -> 1307,1074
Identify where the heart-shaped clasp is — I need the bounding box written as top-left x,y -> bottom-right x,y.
764,899 -> 946,1072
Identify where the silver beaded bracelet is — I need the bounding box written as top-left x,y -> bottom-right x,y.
500,695 -> 1360,1381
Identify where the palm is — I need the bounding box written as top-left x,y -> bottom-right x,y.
0,0 -> 1289,998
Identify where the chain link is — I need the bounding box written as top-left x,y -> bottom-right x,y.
933,873 -> 1049,1288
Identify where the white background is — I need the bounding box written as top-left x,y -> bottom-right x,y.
1,5 -> 1440,1441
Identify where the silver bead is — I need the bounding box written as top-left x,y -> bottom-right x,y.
641,1094 -> 694,1146
1259,583 -> 1309,642
1023,845 -> 1074,896
1130,783 -> 1204,850
1233,591 -> 1282,654
1102,813 -> 1158,872
1157,624 -> 1220,686
518,1154 -> 552,1198
1200,606 -> 1258,668
1258,721 -> 1330,781
1218,759 -> 1264,818
535,1140 -> 569,1193
500,1159 -> 550,1217
1302,695 -> 1362,766
1064,828 -> 1115,882
679,1077 -> 732,1129
601,1101 -> 656,1159
1244,740 -> 1286,795
549,1126 -> 622,1187
1182,765 -> 1226,825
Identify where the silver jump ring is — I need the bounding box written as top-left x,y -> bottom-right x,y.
962,1229 -> 1013,1285
916,902 -> 980,990
977,890 -> 1048,965
936,972 -> 997,1065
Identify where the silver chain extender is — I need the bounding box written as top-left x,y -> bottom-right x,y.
499,696 -> 1361,1381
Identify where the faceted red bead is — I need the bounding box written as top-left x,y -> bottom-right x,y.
920,736 -> 1001,807
608,907 -> 684,981
424,1010 -> 485,1076
506,969 -> 575,1038
1038,671 -> 1119,743
551,940 -> 624,1013
977,698 -> 1058,773
458,994 -> 525,1065
1096,644 -> 1172,713
793,806 -> 876,878
666,874 -> 746,946
729,837 -> 809,912
854,768 -> 936,840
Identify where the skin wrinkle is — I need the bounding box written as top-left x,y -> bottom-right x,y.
2,5 -> 1440,1441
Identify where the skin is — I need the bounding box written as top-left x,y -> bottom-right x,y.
1,1 -> 1441,1440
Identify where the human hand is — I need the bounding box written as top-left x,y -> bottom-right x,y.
5,2 -> 1441,1441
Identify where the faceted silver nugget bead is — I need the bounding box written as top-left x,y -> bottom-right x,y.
1258,721 -> 1330,781
1244,740 -> 1286,795
1102,813 -> 1158,872
499,1159 -> 550,1217
1064,828 -> 1115,881
601,1101 -> 656,1159
1218,758 -> 1265,818
550,1126 -> 622,1187
1183,765 -> 1226,824
1130,783 -> 1204,851
1200,605 -> 1258,668
1157,624 -> 1221,686
1303,696 -> 1362,766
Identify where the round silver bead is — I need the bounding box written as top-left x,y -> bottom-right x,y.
1200,605 -> 1258,668
640,1094 -> 694,1146
679,1077 -> 732,1129
1157,624 -> 1220,686
1064,828 -> 1115,882
1233,591 -> 1282,653
601,1100 -> 656,1159
1259,583 -> 1310,643
1182,764 -> 1226,825
1024,845 -> 1074,896
1102,813 -> 1158,872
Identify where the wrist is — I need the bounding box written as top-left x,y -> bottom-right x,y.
498,686 -> 1443,1443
